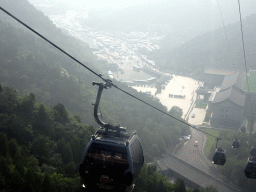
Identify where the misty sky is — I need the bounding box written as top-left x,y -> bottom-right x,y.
57,0 -> 168,10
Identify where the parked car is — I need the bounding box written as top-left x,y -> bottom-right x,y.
191,114 -> 195,118
194,141 -> 198,146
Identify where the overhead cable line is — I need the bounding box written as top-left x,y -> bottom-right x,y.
0,6 -> 219,139
237,0 -> 250,92
216,0 -> 236,72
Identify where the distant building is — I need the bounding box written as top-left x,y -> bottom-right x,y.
133,80 -> 148,85
121,81 -> 135,86
210,71 -> 246,128
133,65 -> 141,72
143,66 -> 162,78
147,77 -> 157,84
203,65 -> 236,89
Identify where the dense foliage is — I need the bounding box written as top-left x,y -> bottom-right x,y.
0,85 -> 216,191
0,0 -> 191,163
0,85 -> 93,191
0,0 -> 220,191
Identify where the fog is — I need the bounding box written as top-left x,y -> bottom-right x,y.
28,0 -> 256,41
59,0 -> 168,9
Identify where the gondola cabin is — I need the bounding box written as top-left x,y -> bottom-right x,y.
245,157 -> 256,179
213,148 -> 227,165
79,127 -> 144,192
250,146 -> 256,157
232,139 -> 240,148
240,126 -> 246,133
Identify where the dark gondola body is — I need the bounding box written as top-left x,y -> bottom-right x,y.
245,157 -> 256,179
79,128 -> 144,191
232,139 -> 240,148
240,126 -> 246,133
79,82 -> 144,191
213,148 -> 227,165
250,146 -> 256,157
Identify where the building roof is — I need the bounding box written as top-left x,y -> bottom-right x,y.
212,87 -> 246,106
204,65 -> 236,76
220,71 -> 246,91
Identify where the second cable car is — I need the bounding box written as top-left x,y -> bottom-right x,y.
245,157 -> 256,179
213,148 -> 227,165
232,139 -> 240,148
250,146 -> 256,157
212,138 -> 227,165
79,82 -> 144,192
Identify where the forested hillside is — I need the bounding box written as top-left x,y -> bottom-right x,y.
0,85 -> 170,191
0,86 -> 217,192
0,0 -> 190,165
151,13 -> 256,77
0,1 -> 222,191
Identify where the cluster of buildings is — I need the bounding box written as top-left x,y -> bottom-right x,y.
43,7 -> 168,87
198,65 -> 254,129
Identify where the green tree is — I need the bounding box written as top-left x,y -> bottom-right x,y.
64,161 -> 76,176
201,185 -> 218,192
8,138 -> 19,158
37,104 -> 48,122
34,104 -> 51,134
31,136 -> 50,164
0,156 -> 11,180
18,93 -> 36,122
169,106 -> 183,118
0,132 -> 10,156
174,178 -> 186,192
53,103 -> 69,124
9,169 -> 24,192
42,173 -> 54,192
23,168 -> 41,192
61,143 -> 73,164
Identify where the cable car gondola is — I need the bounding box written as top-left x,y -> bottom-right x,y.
250,146 -> 256,157
240,126 -> 246,133
245,157 -> 256,179
213,148 -> 227,165
232,139 -> 240,148
79,82 -> 144,192
212,139 -> 227,165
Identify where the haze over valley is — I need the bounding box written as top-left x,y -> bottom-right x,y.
1,0 -> 256,191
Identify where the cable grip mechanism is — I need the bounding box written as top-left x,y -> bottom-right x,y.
92,81 -> 125,136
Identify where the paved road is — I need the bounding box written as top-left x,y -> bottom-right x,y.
175,126 -> 232,184
175,127 -> 214,174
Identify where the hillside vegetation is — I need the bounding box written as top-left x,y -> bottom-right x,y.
0,0 -> 190,174
0,85 -> 218,192
0,1 -> 226,191
151,14 -> 256,77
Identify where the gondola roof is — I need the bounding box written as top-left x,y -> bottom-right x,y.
93,127 -> 132,145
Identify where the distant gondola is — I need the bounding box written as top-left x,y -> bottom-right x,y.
232,139 -> 240,148
240,126 -> 246,133
213,148 -> 227,165
245,157 -> 256,179
79,82 -> 144,192
251,146 -> 256,157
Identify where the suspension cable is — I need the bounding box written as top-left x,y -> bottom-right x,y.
0,6 -> 219,139
216,0 -> 236,72
237,0 -> 250,92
